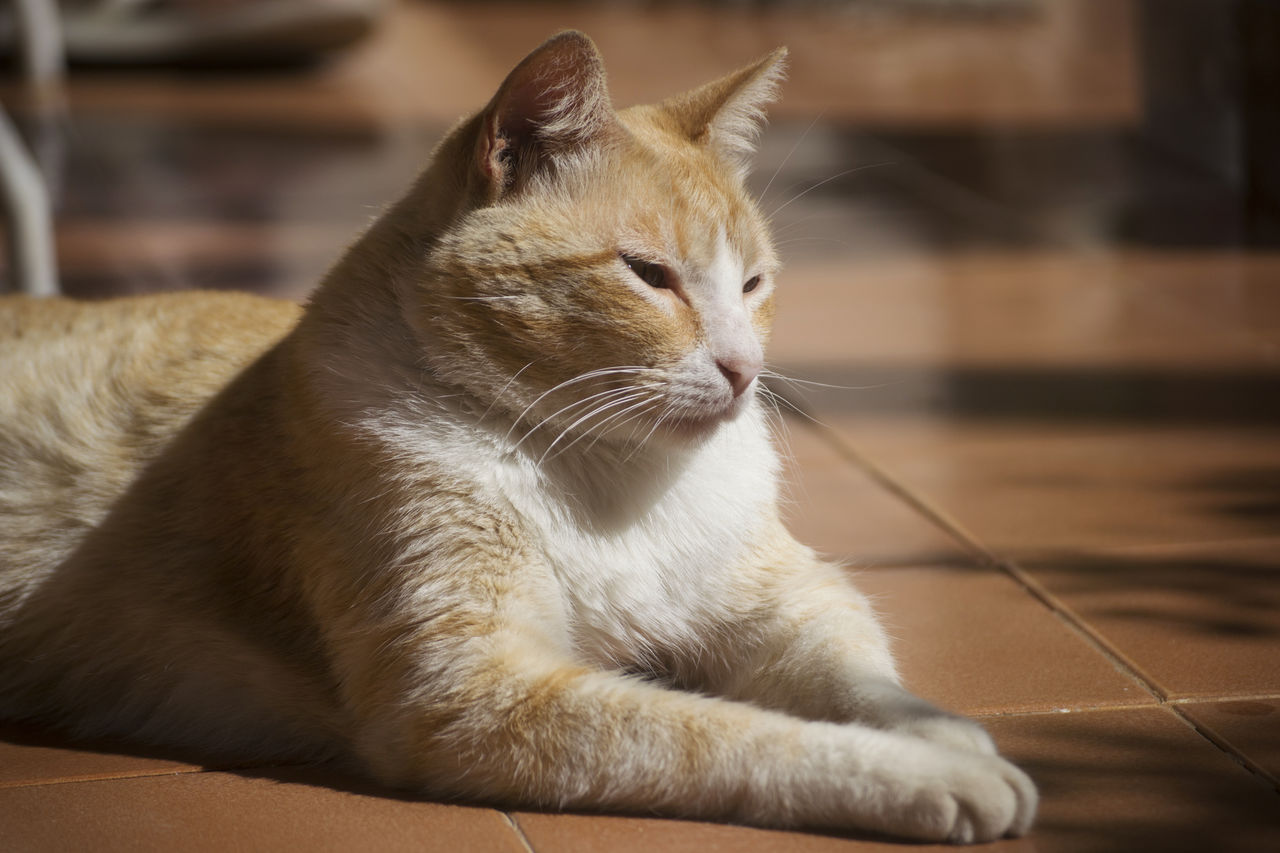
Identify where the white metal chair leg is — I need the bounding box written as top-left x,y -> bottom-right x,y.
1,108 -> 59,297
12,0 -> 65,85
3,0 -> 64,296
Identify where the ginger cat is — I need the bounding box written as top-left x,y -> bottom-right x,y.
0,33 -> 1035,843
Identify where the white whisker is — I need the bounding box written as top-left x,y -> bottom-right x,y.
538,390 -> 658,466
480,359 -> 540,424
621,399 -> 677,464
504,365 -> 656,444
766,162 -> 895,223
514,385 -> 641,452
759,114 -> 823,204
757,383 -> 828,430
582,393 -> 666,452
761,367 -> 892,393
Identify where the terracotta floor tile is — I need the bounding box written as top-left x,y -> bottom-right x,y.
777,419 -> 969,565
1179,698 -> 1280,785
513,811 -> 1032,853
0,766 -> 526,853
853,566 -> 1146,716
983,708 -> 1280,853
0,723 -> 200,790
1021,540 -> 1280,700
817,421 -> 1280,557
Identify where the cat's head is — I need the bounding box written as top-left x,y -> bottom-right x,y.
407,32 -> 786,450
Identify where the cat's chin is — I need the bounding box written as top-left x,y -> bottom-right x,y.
653,396 -> 749,443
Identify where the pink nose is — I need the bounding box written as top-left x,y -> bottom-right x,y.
717,357 -> 761,398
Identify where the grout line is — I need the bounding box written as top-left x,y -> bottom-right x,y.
776,401 -> 1280,791
500,812 -> 538,853
971,703 -> 1161,719
967,693 -> 1280,720
790,413 -> 994,568
789,409 -> 1170,698
1086,535 -> 1280,556
0,766 -> 201,792
971,703 -> 1280,795
988,559 -> 1171,700
0,757 -> 322,793
1169,711 -> 1280,795
1168,693 -> 1280,705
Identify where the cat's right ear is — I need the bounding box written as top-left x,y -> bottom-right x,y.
476,31 -> 618,201
661,47 -> 787,178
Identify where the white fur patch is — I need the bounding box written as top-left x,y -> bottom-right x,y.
690,229 -> 762,388
498,407 -> 779,667
706,228 -> 746,305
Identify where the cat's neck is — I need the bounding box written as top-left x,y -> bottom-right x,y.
286,289 -> 774,532
488,399 -> 776,537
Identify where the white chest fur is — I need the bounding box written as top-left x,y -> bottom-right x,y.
490,408 -> 779,667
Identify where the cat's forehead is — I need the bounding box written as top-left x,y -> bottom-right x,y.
605,107 -> 773,266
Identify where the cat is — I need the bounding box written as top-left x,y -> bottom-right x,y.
0,32 -> 1035,843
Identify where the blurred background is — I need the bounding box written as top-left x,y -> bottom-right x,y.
3,1 -> 1277,422
1,1 -> 1276,292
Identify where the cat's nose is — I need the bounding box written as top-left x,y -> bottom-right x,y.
717,356 -> 762,398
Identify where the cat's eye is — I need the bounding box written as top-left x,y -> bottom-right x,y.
743,275 -> 762,294
621,254 -> 669,290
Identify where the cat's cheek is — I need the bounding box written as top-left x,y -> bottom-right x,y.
750,291 -> 777,344
642,297 -> 701,361
576,275 -> 699,367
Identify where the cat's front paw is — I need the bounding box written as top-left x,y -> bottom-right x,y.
840,732 -> 1037,844
896,749 -> 1038,844
892,713 -> 997,756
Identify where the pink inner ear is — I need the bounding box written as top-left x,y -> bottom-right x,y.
478,32 -> 616,195
500,84 -> 544,139
479,115 -> 507,184
497,48 -> 605,149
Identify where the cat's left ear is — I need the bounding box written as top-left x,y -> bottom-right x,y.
662,47 -> 788,176
477,31 -> 619,200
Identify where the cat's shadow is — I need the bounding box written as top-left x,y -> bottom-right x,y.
1,718 -> 416,804
0,721 -> 908,845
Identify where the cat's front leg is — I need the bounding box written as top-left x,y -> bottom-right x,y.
708,535 -> 1004,758
348,623 -> 1035,843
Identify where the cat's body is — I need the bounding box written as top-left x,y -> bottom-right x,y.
0,34 -> 1035,843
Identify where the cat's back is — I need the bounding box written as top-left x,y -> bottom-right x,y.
0,290 -> 301,362
0,292 -> 301,582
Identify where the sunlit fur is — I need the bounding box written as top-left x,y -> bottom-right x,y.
0,33 -> 1035,844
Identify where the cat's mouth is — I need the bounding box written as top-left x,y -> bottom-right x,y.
657,394 -> 749,439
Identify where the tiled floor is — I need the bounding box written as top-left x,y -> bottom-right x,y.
2,1 -> 1278,851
